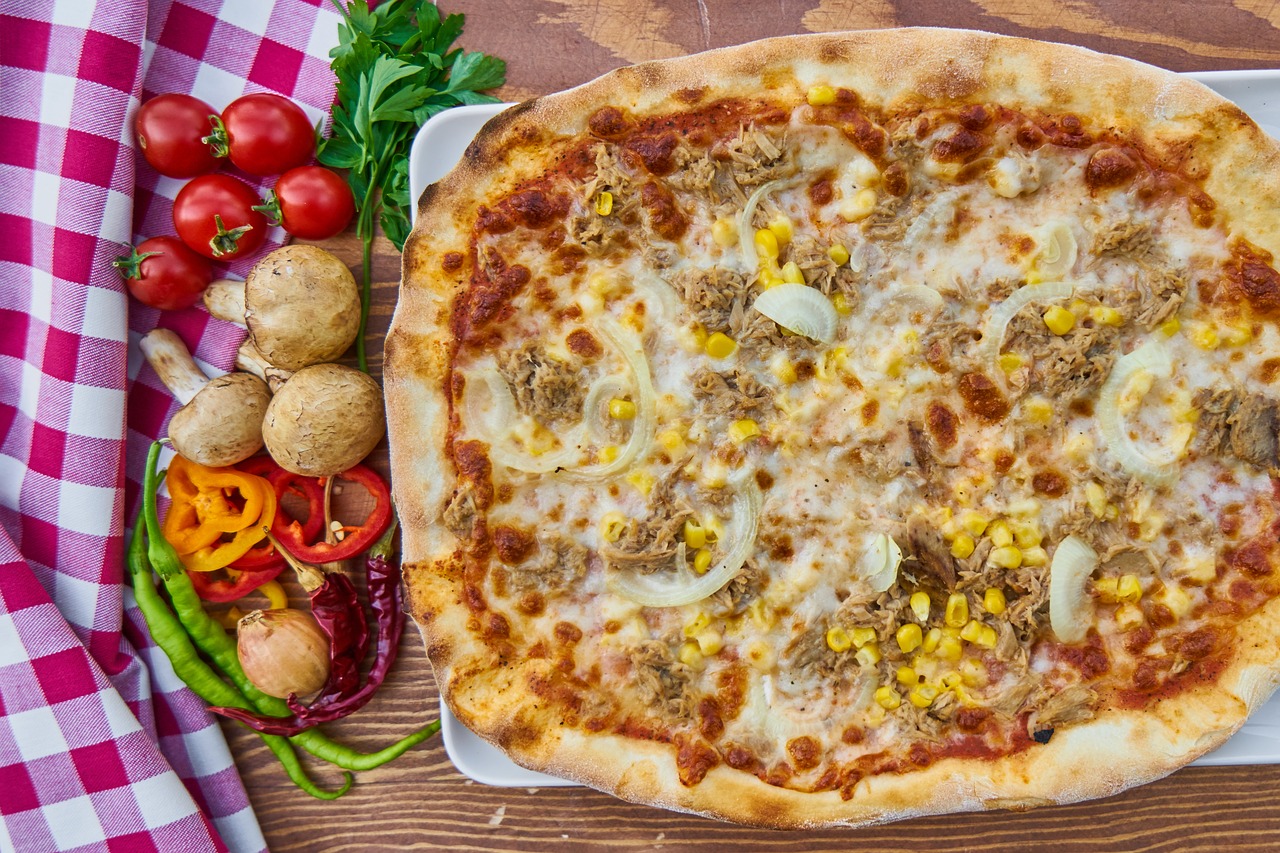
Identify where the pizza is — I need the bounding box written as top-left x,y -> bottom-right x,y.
385,28 -> 1280,827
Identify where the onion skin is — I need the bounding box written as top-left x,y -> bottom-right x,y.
237,608 -> 331,699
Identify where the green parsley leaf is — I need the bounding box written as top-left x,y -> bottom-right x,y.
320,0 -> 506,372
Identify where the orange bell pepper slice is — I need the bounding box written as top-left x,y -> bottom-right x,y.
161,454 -> 277,572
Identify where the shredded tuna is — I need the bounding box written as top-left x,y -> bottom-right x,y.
904,514 -> 956,591
630,641 -> 696,719
717,126 -> 790,187
1029,683 -> 1096,737
495,343 -> 585,426
691,366 -> 774,419
787,234 -> 859,299
601,475 -> 694,574
509,535 -> 589,595
441,485 -> 478,541
1192,388 -> 1280,471
709,559 -> 763,615
1094,219 -> 1154,261
1004,307 -> 1117,399
672,266 -> 748,332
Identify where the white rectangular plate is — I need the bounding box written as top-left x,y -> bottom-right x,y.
408,70 -> 1280,787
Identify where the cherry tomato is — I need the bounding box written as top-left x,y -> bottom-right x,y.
172,174 -> 269,261
135,94 -> 222,178
260,166 -> 355,240
113,236 -> 213,310
208,93 -> 314,176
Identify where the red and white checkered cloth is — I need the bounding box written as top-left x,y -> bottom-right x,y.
0,0 -> 345,849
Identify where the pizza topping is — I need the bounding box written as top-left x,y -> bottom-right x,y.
1048,534 -> 1100,643
750,283 -> 839,343
1096,339 -> 1184,484
980,280 -> 1074,369
496,343 -> 586,426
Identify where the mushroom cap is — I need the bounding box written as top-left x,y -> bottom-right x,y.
170,372 -> 271,467
245,246 -> 360,371
262,363 -> 386,477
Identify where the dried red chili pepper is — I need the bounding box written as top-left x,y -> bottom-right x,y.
209,519 -> 402,735
273,464 -> 391,563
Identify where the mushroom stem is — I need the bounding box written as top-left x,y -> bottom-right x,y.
204,279 -> 248,327
140,329 -> 209,406
236,339 -> 293,393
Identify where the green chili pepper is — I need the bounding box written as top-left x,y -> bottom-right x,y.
142,440 -> 437,771
126,525 -> 352,799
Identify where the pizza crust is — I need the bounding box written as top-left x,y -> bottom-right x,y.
388,27 -> 1280,828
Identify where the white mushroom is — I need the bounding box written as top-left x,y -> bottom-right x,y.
204,246 -> 360,371
261,363 -> 385,477
235,338 -> 293,393
140,329 -> 270,467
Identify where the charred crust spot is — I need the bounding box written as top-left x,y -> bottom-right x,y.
1230,541 -> 1273,577
463,583 -> 486,612
698,698 -> 724,740
840,726 -> 865,744
554,621 -> 583,645
504,189 -> 567,230
957,372 -> 1010,422
1174,627 -> 1218,660
881,161 -> 910,196
485,612 -> 510,638
994,450 -> 1015,473
1226,243 -> 1280,317
675,736 -> 720,786
589,106 -> 629,139
725,744 -> 757,771
516,591 -> 545,616
566,328 -> 603,358
926,401 -> 959,449
1031,470 -> 1068,498
452,440 -> 494,508
754,469 -> 774,490
1085,147 -> 1141,191
441,251 -> 464,272
861,399 -> 879,425
1016,121 -> 1046,150
958,103 -> 992,131
492,525 -> 535,564
674,86 -> 706,105
841,111 -> 887,157
640,181 -> 688,240
955,707 -> 991,732
476,204 -> 514,234
786,736 -> 821,771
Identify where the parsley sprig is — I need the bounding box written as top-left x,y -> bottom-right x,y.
320,0 -> 506,372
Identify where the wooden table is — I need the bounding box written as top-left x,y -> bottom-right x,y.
224,3 -> 1280,849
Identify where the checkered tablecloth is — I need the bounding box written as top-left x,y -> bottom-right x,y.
0,1 -> 344,849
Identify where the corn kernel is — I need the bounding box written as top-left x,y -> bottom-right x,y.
608,398 -> 636,419
989,545 -> 1023,569
832,292 -> 853,315
1023,397 -> 1054,424
896,666 -> 917,686
587,271 -> 619,296
712,217 -> 738,247
754,228 -> 779,260
944,593 -> 969,628
922,627 -> 942,654
1117,574 -> 1143,604
851,626 -> 877,649
999,352 -> 1026,374
1189,323 -> 1219,350
781,260 -> 805,284
747,598 -> 772,629
1221,325 -> 1253,346
597,444 -> 620,464
941,671 -> 963,690
678,641 -> 704,667
594,191 -> 613,216
959,511 -> 989,538
758,259 -> 784,289
825,626 -> 853,653
976,625 -> 998,649
988,520 -> 1013,548
744,639 -> 774,671
950,533 -> 976,559
694,627 -> 723,656
704,331 -> 737,359
657,429 -> 686,456
1180,556 -> 1218,585
768,215 -> 793,247
839,188 -> 877,222
1085,481 -> 1108,519
683,612 -> 711,638
1064,433 -> 1093,463
828,244 -> 850,265
600,511 -> 626,542
875,685 -> 901,710
807,84 -> 837,106
1094,577 -> 1119,603
625,469 -> 655,496
1160,317 -> 1181,336
1156,584 -> 1193,619
960,658 -> 987,686
896,623 -> 923,654
728,418 -> 761,444
936,635 -> 964,661
910,592 -> 932,623
1021,546 -> 1048,567
1115,603 -> 1145,631
693,548 -> 713,574
1090,304 -> 1124,326
959,619 -> 983,644
983,588 -> 1007,616
1011,521 -> 1042,549
856,643 -> 882,668
770,355 -> 798,384
1043,305 -> 1076,335
909,683 -> 940,708
683,520 -> 706,549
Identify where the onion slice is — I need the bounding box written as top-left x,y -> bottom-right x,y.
885,284 -> 944,317
607,473 -> 762,607
738,180 -> 784,270
752,283 -> 839,344
1048,535 -> 1099,644
980,280 -> 1074,367
1033,221 -> 1079,280
857,533 -> 902,594
1096,339 -> 1179,485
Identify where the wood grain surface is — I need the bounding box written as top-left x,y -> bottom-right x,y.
222,3 -> 1280,849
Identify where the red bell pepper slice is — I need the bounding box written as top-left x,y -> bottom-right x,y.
228,538 -> 285,572
188,562 -> 285,603
234,455 -> 326,545
274,464 -> 392,563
